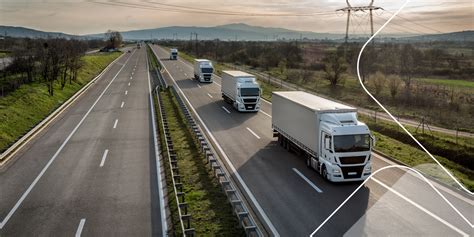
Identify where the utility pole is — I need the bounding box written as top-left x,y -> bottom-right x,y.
337,0 -> 382,43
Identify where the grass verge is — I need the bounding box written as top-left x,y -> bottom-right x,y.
0,52 -> 121,153
155,88 -> 245,236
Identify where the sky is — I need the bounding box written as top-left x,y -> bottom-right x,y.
0,0 -> 472,35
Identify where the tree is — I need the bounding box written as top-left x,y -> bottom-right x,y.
387,74 -> 402,100
371,71 -> 386,96
322,52 -> 347,87
105,30 -> 122,49
399,44 -> 421,92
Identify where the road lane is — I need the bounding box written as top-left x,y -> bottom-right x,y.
152,45 -> 473,236
0,48 -> 165,236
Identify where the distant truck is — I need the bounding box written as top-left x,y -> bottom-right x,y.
272,91 -> 374,182
170,48 -> 178,60
193,59 -> 213,82
221,71 -> 261,112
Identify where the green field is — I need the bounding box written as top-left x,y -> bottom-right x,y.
0,52 -> 121,153
155,88 -> 244,236
415,77 -> 474,89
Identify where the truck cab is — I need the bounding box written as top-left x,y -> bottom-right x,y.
170,48 -> 178,60
317,113 -> 374,182
194,59 -> 213,82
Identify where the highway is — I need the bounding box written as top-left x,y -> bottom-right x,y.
151,45 -> 473,237
0,48 -> 166,236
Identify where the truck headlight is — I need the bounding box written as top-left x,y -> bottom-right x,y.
333,169 -> 341,174
364,166 -> 371,172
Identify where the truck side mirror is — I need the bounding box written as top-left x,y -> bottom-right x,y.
370,135 -> 376,147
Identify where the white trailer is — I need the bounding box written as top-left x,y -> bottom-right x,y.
193,59 -> 213,82
170,48 -> 178,60
272,91 -> 374,182
221,70 -> 261,112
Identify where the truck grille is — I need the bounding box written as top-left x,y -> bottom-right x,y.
243,98 -> 257,103
245,104 -> 255,110
340,166 -> 364,179
339,156 -> 366,165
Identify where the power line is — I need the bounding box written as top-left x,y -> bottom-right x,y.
91,1 -> 337,17
382,9 -> 444,34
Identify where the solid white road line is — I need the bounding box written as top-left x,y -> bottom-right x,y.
120,101 -> 124,108
207,93 -> 213,98
0,50 -> 135,230
260,110 -> 272,118
75,218 -> 86,237
293,168 -> 323,193
372,177 -> 468,237
246,127 -> 261,139
152,45 -> 279,236
146,50 -> 168,236
113,119 -> 118,129
125,90 -> 128,95
221,106 -> 231,114
197,84 -> 202,88
99,149 -> 109,167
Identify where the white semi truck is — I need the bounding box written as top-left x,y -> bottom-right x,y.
272,91 -> 374,182
170,48 -> 178,60
193,59 -> 213,82
221,71 -> 261,112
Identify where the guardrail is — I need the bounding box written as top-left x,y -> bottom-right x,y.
169,86 -> 261,236
155,86 -> 195,236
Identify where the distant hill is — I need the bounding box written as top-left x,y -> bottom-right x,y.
403,31 -> 474,42
0,26 -> 84,39
87,23 -> 345,41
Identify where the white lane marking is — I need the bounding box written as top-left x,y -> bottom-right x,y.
372,177 -> 468,237
0,50 -> 135,230
207,93 -> 213,98
99,149 -> 109,167
113,119 -> 118,129
125,90 -> 128,95
152,45 -> 279,237
221,106 -> 231,114
184,73 -> 187,77
146,47 -> 168,236
120,101 -> 124,108
293,168 -> 323,193
75,218 -> 86,237
197,84 -> 202,88
130,76 -> 132,80
128,82 -> 131,86
260,109 -> 272,118
246,127 -> 261,139
131,72 -> 134,75
189,78 -> 193,81
214,81 -> 221,86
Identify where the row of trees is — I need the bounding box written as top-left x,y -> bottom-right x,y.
3,38 -> 88,96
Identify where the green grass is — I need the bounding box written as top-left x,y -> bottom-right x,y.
0,52 -> 121,153
0,52 -> 8,58
414,77 -> 474,89
372,130 -> 473,191
156,88 -> 244,236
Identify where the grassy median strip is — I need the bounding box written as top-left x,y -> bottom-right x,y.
0,52 -> 121,153
155,88 -> 245,236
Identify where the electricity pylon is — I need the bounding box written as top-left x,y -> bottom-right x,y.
337,0 -> 383,43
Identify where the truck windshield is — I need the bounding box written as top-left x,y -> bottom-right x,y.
240,88 -> 260,96
172,52 -> 177,55
201,68 -> 213,73
334,134 -> 370,152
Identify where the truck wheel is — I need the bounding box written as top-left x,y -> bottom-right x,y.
306,157 -> 311,168
322,166 -> 328,181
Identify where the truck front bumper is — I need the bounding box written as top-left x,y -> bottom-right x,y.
326,163 -> 371,182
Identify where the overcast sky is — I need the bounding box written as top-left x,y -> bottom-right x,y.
0,0 -> 472,35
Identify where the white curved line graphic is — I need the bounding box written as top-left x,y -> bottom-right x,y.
355,1 -> 472,195
310,164 -> 473,236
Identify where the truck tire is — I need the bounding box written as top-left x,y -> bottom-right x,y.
322,165 -> 328,181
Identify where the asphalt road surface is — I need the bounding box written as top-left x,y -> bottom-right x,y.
151,45 -> 472,237
0,48 -> 166,236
